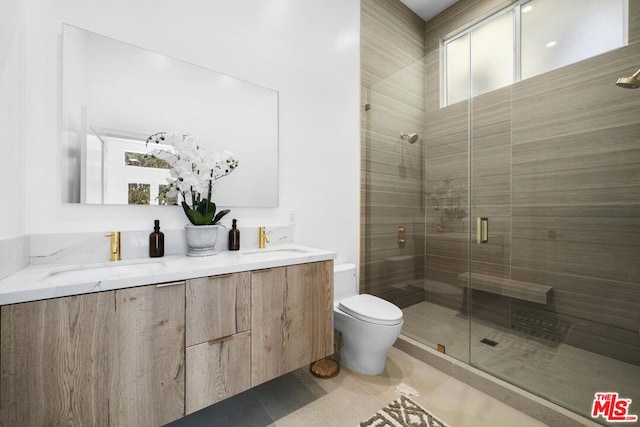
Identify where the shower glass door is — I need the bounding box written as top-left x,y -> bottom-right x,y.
466,0 -> 640,420
362,58 -> 428,324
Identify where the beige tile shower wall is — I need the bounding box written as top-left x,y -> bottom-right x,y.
425,0 -> 640,364
423,0 -> 513,310
361,0 -> 426,302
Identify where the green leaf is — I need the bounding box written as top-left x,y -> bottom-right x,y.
183,200 -> 227,225
212,209 -> 230,225
196,200 -> 212,215
186,209 -> 207,225
181,201 -> 191,218
202,211 -> 215,225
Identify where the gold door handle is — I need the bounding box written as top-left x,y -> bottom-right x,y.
476,217 -> 488,244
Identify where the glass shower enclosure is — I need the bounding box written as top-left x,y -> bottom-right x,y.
363,0 -> 639,422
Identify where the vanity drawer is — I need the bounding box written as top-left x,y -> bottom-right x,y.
185,272 -> 251,347
185,331 -> 251,414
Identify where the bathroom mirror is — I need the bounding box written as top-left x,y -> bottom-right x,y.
61,24 -> 279,207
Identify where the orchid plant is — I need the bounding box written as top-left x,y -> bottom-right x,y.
146,132 -> 239,226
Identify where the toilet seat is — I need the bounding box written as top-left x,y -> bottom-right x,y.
337,294 -> 403,326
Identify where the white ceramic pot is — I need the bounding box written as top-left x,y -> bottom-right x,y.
185,224 -> 220,257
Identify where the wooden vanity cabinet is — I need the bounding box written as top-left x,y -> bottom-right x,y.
0,282 -> 185,426
185,272 -> 252,414
0,259 -> 333,424
251,260 -> 334,386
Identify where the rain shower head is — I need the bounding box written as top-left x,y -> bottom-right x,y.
400,133 -> 419,143
616,68 -> 640,89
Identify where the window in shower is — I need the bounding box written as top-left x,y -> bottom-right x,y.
521,0 -> 627,80
444,10 -> 514,106
442,0 -> 628,106
444,34 -> 470,106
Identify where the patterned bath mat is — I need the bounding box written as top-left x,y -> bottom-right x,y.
360,395 -> 449,427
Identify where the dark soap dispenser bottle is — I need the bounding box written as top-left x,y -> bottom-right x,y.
228,219 -> 240,251
149,219 -> 165,257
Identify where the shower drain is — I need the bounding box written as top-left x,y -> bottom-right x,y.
480,338 -> 499,347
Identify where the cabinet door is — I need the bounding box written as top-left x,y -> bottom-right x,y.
112,282 -> 185,425
251,261 -> 333,386
186,272 -> 251,347
1,292 -> 114,426
0,282 -> 185,426
185,331 -> 251,414
288,261 -> 334,363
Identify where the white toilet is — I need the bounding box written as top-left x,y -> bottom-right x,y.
333,263 -> 404,375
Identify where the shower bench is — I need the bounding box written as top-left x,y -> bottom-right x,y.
457,272 -> 552,305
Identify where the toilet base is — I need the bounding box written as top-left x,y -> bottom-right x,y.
334,309 -> 403,375
340,342 -> 389,375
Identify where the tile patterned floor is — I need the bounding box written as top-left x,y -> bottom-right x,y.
169,347 -> 549,426
402,301 -> 640,421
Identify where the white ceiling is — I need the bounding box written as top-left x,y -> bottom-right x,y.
399,0 -> 460,21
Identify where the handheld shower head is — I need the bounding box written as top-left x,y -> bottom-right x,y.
400,133 -> 419,143
616,68 -> 640,89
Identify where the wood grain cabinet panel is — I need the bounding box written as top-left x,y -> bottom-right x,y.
185,331 -> 251,414
288,261 -> 334,363
0,282 -> 185,426
186,272 -> 251,347
112,283 -> 185,425
251,261 -> 333,386
1,292 -> 114,426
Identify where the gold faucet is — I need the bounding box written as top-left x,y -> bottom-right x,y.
258,226 -> 270,249
105,232 -> 121,261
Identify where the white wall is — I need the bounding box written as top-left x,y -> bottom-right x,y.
23,0 -> 361,265
0,0 -> 26,240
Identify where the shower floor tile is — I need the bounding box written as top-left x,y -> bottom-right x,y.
402,300 -> 640,421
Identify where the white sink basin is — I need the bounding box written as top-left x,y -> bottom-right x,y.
40,260 -> 167,284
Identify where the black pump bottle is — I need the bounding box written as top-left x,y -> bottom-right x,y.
149,219 -> 165,257
228,219 -> 240,251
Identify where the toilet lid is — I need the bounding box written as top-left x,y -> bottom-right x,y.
338,294 -> 403,326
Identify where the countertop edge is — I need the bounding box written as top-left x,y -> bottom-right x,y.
0,245 -> 337,306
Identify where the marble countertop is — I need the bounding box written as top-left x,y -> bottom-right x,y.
0,244 -> 336,305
